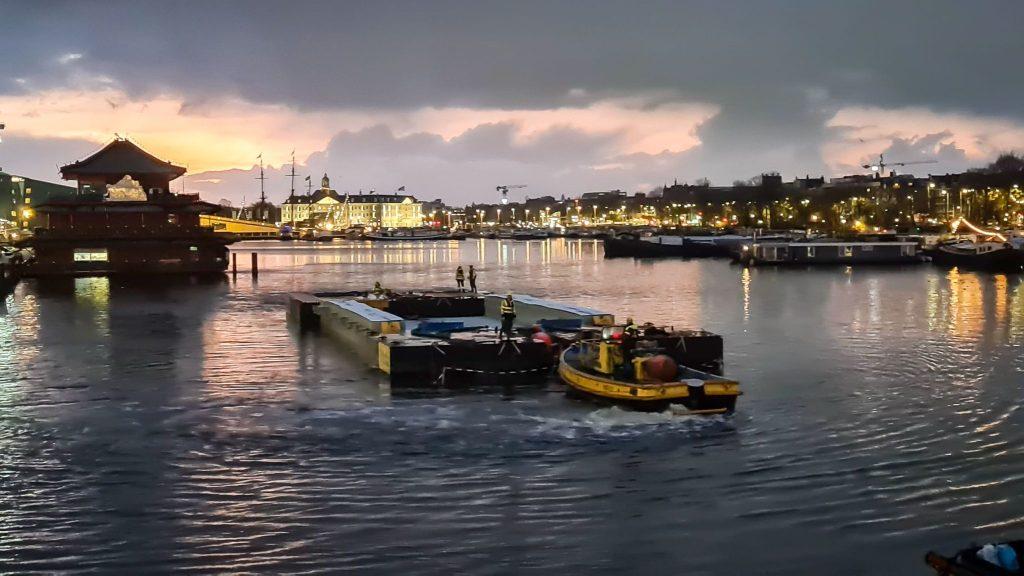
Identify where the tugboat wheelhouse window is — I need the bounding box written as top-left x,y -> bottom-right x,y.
73,248 -> 108,262
842,246 -> 853,257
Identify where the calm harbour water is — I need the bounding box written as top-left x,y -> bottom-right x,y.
2,238 -> 1023,574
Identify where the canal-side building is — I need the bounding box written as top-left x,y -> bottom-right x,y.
0,171 -> 76,231
280,173 -> 341,225
344,192 -> 422,228
280,174 -> 422,229
27,138 -> 232,276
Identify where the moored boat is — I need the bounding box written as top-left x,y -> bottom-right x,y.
924,240 -> 1024,272
604,233 -> 788,259
604,235 -> 726,258
511,229 -> 550,240
363,227 -> 452,241
739,239 -> 923,266
558,333 -> 739,412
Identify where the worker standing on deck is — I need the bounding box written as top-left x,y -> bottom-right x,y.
455,266 -> 465,291
500,294 -> 516,341
468,265 -> 478,293
622,317 -> 639,367
624,318 -> 639,340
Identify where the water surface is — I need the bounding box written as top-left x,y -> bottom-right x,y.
2,239 -> 1023,574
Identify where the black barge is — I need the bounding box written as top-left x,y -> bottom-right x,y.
289,291 -> 615,386
924,240 -> 1024,272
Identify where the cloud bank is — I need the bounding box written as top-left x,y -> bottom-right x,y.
2,1 -> 1023,204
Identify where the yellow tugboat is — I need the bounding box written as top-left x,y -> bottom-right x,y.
559,328 -> 740,413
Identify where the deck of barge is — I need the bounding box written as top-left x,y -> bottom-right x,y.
289,290 -> 614,385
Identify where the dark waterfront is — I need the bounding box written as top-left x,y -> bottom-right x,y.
2,239 -> 1023,574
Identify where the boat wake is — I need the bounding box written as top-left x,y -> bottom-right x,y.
577,404 -> 732,433
285,398 -> 737,452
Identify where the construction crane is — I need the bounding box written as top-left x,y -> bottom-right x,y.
496,184 -> 527,205
862,153 -> 937,177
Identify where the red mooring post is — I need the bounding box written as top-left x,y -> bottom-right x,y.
231,252 -> 237,277
251,252 -> 258,278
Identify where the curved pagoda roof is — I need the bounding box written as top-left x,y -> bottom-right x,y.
60,138 -> 185,180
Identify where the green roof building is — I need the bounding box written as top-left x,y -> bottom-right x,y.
0,171 -> 78,231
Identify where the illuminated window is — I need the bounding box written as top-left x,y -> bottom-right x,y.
807,246 -> 815,257
842,246 -> 853,257
73,248 -> 109,262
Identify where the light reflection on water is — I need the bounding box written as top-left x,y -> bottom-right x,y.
1,238 -> 1023,574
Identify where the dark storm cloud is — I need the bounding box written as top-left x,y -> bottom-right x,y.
5,0 -> 1022,113
2,0 -> 1023,200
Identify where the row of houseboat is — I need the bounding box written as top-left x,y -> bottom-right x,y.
604,230 -> 1024,272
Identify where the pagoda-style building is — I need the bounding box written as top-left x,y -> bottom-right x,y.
27,138 -> 233,276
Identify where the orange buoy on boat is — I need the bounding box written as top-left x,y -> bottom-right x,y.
640,354 -> 678,381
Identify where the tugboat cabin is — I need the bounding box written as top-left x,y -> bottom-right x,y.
27,138 -> 232,276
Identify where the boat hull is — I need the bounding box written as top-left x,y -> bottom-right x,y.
363,233 -> 453,241
924,246 -> 1024,272
25,237 -> 230,277
558,348 -> 739,412
603,237 -> 729,259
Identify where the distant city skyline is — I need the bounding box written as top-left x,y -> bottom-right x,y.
2,1 -> 1023,206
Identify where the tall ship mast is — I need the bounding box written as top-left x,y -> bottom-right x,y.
255,153 -> 268,222
288,151 -> 297,227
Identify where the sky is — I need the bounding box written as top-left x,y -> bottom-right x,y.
1,0 -> 1023,206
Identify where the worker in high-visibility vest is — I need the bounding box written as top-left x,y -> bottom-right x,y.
621,317 -> 640,369
623,318 -> 639,339
499,294 -> 516,340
